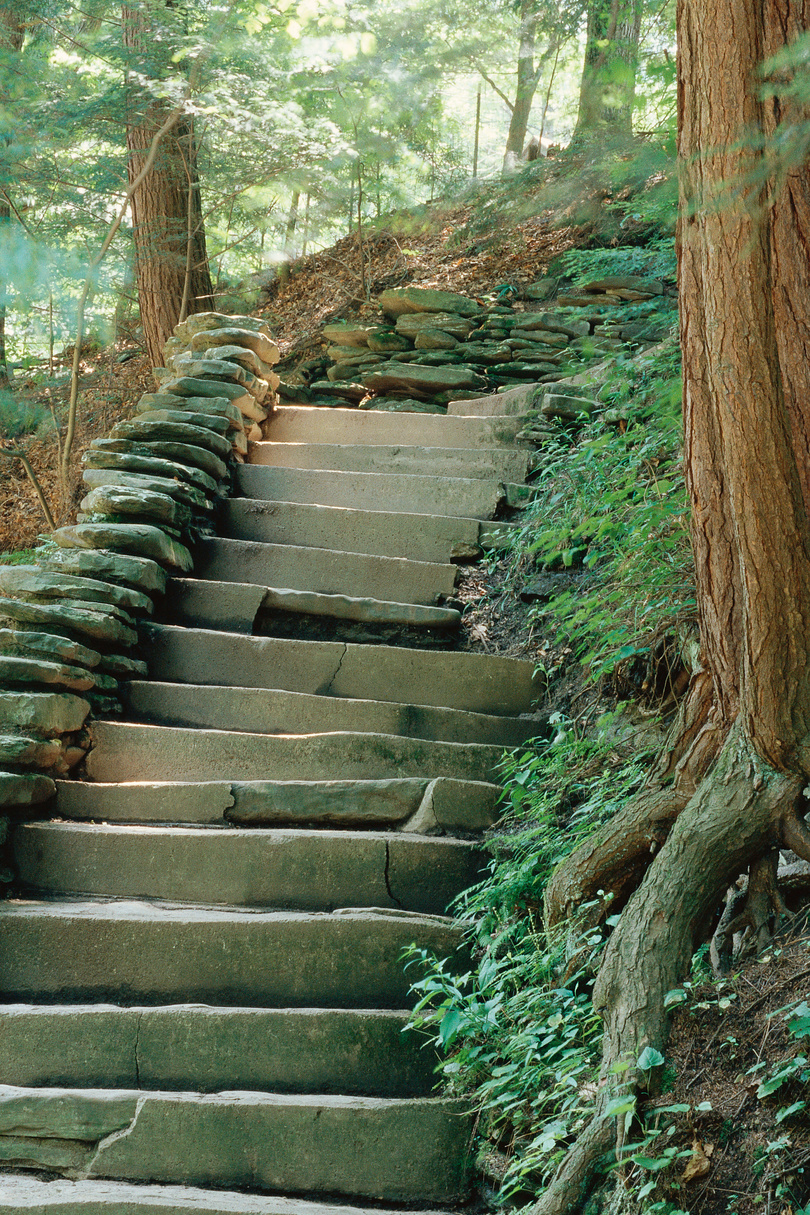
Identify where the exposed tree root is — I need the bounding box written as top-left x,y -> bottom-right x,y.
710,850 -> 788,974
531,727 -> 805,1215
544,666 -> 719,935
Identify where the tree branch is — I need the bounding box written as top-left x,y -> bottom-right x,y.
0,444 -> 55,529
471,62 -> 514,112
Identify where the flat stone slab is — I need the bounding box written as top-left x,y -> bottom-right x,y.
143,624 -> 541,716
0,691 -> 90,736
236,465 -> 505,520
249,441 -> 529,483
263,405 -> 529,449
84,721 -> 502,785
52,775 -> 500,831
221,498 -> 484,564
188,325 -> 280,365
0,1004 -> 438,1096
0,771 -> 56,808
447,383 -> 542,416
0,654 -> 95,693
0,1176 -> 463,1215
0,898 -> 466,1009
168,579 -> 461,631
137,393 -> 241,422
0,594 -> 138,647
124,680 -> 539,747
0,1086 -> 471,1202
0,566 -> 153,614
0,627 -> 101,669
191,537 -> 457,607
111,419 -> 233,462
82,470 -> 211,512
379,286 -> 483,318
83,448 -> 222,498
15,822 -> 484,914
92,438 -> 229,482
51,524 -> 193,573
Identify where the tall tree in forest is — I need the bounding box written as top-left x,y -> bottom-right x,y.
123,0 -> 214,368
573,0 -> 642,143
0,2 -> 24,389
531,0 -> 810,1211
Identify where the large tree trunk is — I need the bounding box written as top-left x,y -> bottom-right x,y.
573,0 -> 642,144
123,2 -> 214,369
530,0 -> 810,1210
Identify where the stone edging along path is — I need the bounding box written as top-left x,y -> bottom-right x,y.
0,295 -> 546,1212
0,311 -> 278,815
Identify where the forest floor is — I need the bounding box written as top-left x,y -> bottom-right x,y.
1,161 -> 808,1215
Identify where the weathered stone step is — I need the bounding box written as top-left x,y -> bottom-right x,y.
53,775 -> 501,833
84,722 -> 501,785
189,537 -> 457,606
236,463 -> 505,517
447,383 -> 540,416
167,580 -> 462,634
124,681 -> 539,747
0,1004 -> 437,1096
0,899 -> 465,1008
249,441 -> 529,483
143,624 -> 541,716
222,498 -> 515,563
0,1087 -> 471,1202
0,1176 -> 464,1215
265,403 -> 529,449
15,822 -> 484,914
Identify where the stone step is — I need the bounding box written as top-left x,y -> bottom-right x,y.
15,822 -> 484,914
53,776 -> 501,833
249,441 -> 529,483
124,681 -> 538,746
189,538 -> 457,606
84,722 -> 502,785
222,499 -> 490,563
166,580 -> 462,634
0,899 -> 465,1008
0,1176 -> 463,1215
143,624 -> 541,716
236,464 -> 505,518
447,382 -> 540,416
265,403 -> 529,449
0,1004 -> 437,1096
0,1087 -> 471,1202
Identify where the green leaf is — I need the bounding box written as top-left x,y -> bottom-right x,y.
637,1047 -> 666,1070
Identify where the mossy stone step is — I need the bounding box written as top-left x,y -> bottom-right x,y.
0,1004 -> 437,1096
0,1088 -> 471,1202
14,821 -> 484,913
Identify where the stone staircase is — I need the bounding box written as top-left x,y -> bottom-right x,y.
0,398 -> 541,1213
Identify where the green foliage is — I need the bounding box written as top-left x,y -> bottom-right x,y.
513,338 -> 691,681
406,724 -> 653,1201
0,388 -> 55,441
0,547 -> 37,564
558,237 -> 676,285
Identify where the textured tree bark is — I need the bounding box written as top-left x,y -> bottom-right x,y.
123,2 -> 214,369
530,0 -> 810,1210
503,0 -> 542,164
573,0 -> 642,143
0,5 -> 23,390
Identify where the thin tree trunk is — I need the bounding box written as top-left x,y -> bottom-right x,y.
123,1 -> 214,369
503,0 -> 541,165
0,5 -> 23,390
